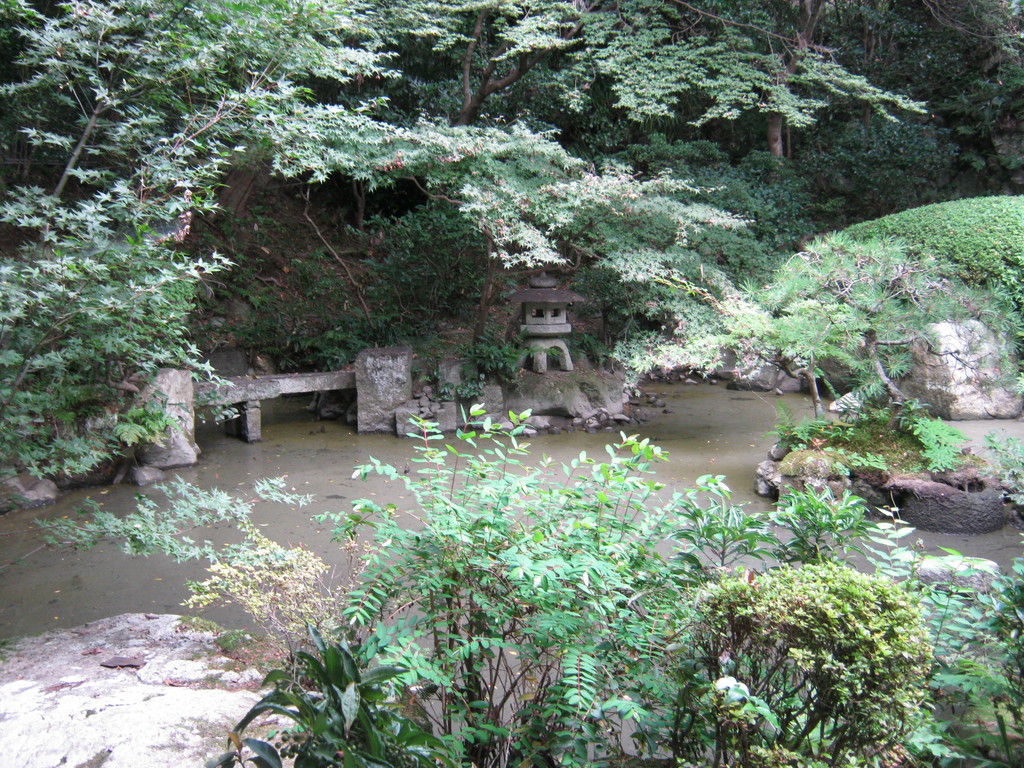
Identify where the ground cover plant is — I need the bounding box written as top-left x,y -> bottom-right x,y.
770,402 -> 972,477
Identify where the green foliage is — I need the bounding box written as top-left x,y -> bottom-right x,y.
39,477 -> 311,563
845,196 -> 1024,317
802,119 -> 957,223
619,137 -> 811,270
862,526 -> 1024,766
770,486 -> 875,564
0,236 -> 224,478
40,405 -> 1023,767
771,404 -> 970,476
331,413 -> 702,766
209,625 -> 452,768
228,250 -> 415,371
670,563 -> 932,767
672,475 -> 778,572
185,529 -> 347,655
0,0 -> 388,476
112,401 -> 176,448
720,232 -> 1016,417
907,415 -> 967,472
990,553 -> 1024,743
586,0 -> 923,130
983,431 -> 1024,505
361,205 -> 488,324
463,327 -> 521,382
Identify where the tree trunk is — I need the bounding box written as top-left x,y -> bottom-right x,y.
803,356 -> 824,418
53,100 -> 107,199
767,113 -> 785,157
472,237 -> 498,343
217,167 -> 266,215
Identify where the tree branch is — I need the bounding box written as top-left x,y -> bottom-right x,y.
52,100 -> 108,199
301,187 -> 372,322
405,175 -> 465,206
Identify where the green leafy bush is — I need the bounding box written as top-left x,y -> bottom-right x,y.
670,563 -> 932,767
185,529 -> 347,655
209,625 -> 451,768
770,486 -> 875,564
330,413 -> 700,766
464,327 -> 522,382
47,417 -> 1020,767
672,475 -> 778,572
984,432 -> 1024,506
619,137 -> 814,258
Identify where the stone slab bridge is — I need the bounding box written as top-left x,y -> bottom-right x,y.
189,346 -> 422,444
194,370 -> 356,442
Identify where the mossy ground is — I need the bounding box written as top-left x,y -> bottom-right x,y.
784,412 -> 975,476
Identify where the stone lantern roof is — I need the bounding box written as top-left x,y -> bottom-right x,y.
509,272 -> 584,305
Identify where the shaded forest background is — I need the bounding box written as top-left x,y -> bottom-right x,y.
1,0 -> 1023,477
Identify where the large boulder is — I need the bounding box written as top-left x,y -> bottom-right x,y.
727,363 -> 803,394
395,400 -> 458,437
900,320 -> 1021,420
355,346 -> 412,433
754,459 -> 783,499
503,370 -> 626,419
1,474 -> 59,511
203,347 -> 250,377
139,369 -> 199,469
0,614 -> 265,768
716,350 -> 803,393
918,555 -> 1000,593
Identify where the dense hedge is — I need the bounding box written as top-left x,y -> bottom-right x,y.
845,196 -> 1024,314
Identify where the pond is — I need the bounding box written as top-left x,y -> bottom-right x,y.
1,383 -> 1022,641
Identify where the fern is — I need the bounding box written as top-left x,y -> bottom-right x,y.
910,417 -> 966,472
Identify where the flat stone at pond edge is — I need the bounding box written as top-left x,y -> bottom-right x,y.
0,614 -> 265,768
2,474 -> 59,510
130,465 -> 165,486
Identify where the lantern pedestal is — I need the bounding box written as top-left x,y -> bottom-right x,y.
518,338 -> 574,374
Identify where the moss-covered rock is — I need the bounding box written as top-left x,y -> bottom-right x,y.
778,448 -> 846,479
776,449 -> 851,496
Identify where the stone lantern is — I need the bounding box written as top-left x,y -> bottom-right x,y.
510,272 -> 584,373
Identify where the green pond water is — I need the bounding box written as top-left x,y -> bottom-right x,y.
1,383 -> 1022,641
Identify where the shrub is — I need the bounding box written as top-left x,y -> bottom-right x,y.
669,563 -> 932,767
770,486 -> 875,564
209,625 -> 451,768
327,412 -> 742,766
844,196 -> 1024,316
185,529 -> 350,656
